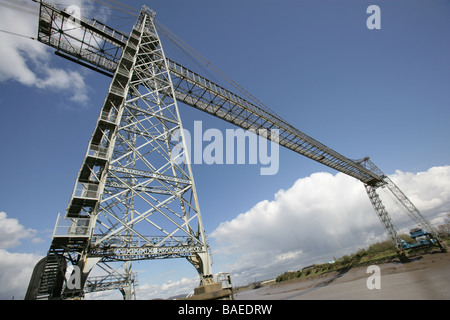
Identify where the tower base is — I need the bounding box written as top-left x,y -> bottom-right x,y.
185,282 -> 233,300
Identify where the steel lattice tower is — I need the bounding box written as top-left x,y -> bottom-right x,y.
88,5 -> 212,283
26,5 -> 213,300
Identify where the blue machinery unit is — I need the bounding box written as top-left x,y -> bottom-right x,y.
401,228 -> 437,251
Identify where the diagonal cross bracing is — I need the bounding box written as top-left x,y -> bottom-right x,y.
27,4 -> 214,300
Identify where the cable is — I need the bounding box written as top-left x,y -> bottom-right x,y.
156,21 -> 223,89
10,0 -> 39,10
155,19 -> 285,120
103,0 -> 139,15
91,0 -> 138,18
377,185 -> 422,234
0,29 -> 37,40
0,1 -> 38,16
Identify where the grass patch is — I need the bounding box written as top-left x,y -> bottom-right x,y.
275,235 -> 449,284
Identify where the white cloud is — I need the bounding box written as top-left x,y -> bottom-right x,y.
210,165 -> 450,285
0,249 -> 42,300
84,289 -> 123,300
0,212 -> 37,249
4,165 -> 447,299
84,275 -> 199,300
390,166 -> 450,215
0,0 -> 112,105
156,277 -> 199,298
0,211 -> 44,299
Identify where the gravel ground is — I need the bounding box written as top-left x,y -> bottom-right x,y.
235,252 -> 450,300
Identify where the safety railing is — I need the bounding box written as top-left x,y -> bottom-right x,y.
53,213 -> 92,238
73,182 -> 100,199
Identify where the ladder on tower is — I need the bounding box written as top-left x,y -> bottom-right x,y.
25,214 -> 92,299
25,249 -> 66,300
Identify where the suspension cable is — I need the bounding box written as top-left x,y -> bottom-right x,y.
0,0 -> 38,16
154,19 -> 284,119
0,29 -> 36,41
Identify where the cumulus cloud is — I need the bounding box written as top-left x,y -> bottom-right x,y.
0,212 -> 42,299
2,166 -> 448,299
0,0 -> 112,105
84,274 -> 199,300
389,166 -> 450,217
0,212 -> 37,249
142,277 -> 199,299
0,249 -> 42,300
210,166 -> 450,284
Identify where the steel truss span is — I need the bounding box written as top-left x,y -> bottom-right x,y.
25,1 -> 447,300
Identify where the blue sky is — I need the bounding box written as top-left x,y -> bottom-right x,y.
0,0 -> 449,299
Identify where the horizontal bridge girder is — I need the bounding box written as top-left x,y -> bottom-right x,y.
108,165 -> 191,184
37,2 -> 382,184
168,59 -> 382,184
90,245 -> 205,261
